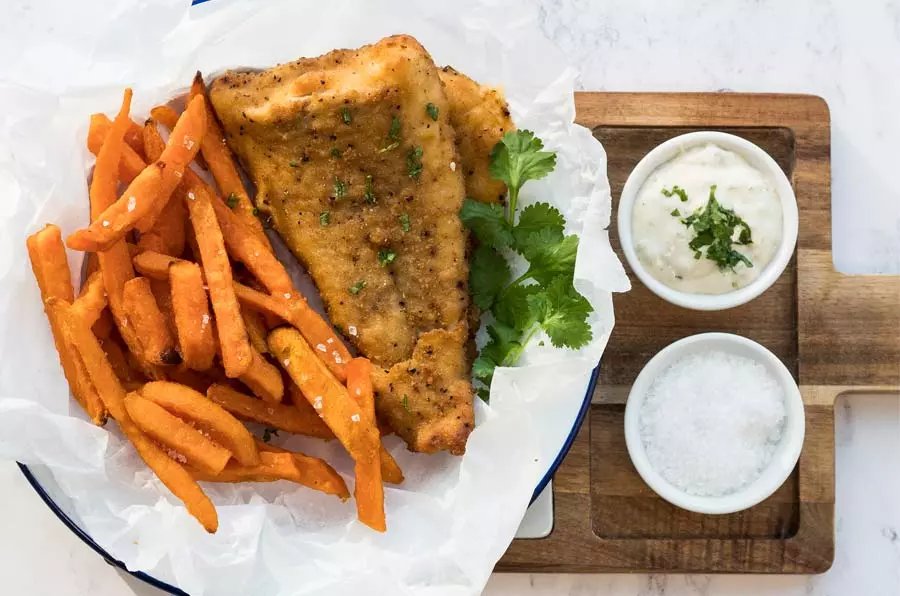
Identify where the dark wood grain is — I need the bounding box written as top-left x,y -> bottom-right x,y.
496,92 -> 900,575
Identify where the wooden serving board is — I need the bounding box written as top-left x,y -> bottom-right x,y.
496,92 -> 900,574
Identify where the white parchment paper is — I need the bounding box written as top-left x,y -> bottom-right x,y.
0,1 -> 630,594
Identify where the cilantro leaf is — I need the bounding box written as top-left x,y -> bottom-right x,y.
469,245 -> 510,310
472,354 -> 497,385
459,198 -> 513,249
489,130 -> 557,221
493,283 -> 542,331
513,202 -> 565,250
522,234 -> 579,285
528,276 -> 593,349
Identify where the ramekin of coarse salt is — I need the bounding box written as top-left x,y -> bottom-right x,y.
623,332 -> 805,515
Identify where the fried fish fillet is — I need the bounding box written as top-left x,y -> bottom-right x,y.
209,35 -> 474,454
439,66 -> 514,204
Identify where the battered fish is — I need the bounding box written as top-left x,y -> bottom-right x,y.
439,66 -> 514,204
210,35 -> 474,454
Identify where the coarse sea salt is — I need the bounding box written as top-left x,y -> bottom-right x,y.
639,349 -> 786,497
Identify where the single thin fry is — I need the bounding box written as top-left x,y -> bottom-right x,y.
238,347 -> 284,403
125,393 -> 231,476
209,197 -> 291,294
169,261 -> 216,371
269,328 -> 376,463
99,335 -> 139,385
42,300 -> 108,425
148,278 -> 178,343
71,271 -> 108,326
207,384 -> 333,439
190,449 -> 349,498
233,282 -> 350,381
189,72 -> 269,246
89,92 -> 145,360
150,105 -> 180,130
140,381 -> 259,467
187,183 -> 251,377
133,250 -> 186,280
346,359 -> 403,485
346,357 -> 385,531
88,114 -> 145,183
242,308 -> 269,355
136,120 -> 186,241
67,96 -> 207,251
126,426 -> 219,533
122,277 -> 180,366
27,224 -> 74,303
123,119 -> 145,158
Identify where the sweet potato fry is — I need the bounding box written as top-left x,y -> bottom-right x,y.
150,105 -> 180,130
186,183 -> 251,377
207,384 -> 334,439
87,114 -> 145,184
189,72 -> 269,246
123,120 -> 145,158
122,277 -> 180,366
132,250 -> 186,280
41,299 -> 107,425
99,335 -> 139,385
126,426 -> 219,533
71,271 -> 108,326
269,328 -> 377,464
67,96 -> 207,251
242,308 -> 269,355
238,347 -> 284,403
209,197 -> 290,294
346,358 -> 403,485
148,278 -> 178,342
140,381 -> 259,467
135,120 -> 185,241
27,224 -> 74,304
285,381 -> 336,439
88,91 -> 145,360
138,195 -> 187,257
92,308 -> 115,339
192,448 -> 349,498
169,261 -> 216,371
346,357 -> 385,531
233,282 -> 350,381
28,228 -> 107,424
125,393 -> 231,476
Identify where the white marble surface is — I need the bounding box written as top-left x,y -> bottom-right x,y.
1,0 -> 899,594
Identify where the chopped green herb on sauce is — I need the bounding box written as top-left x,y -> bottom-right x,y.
661,185 -> 689,202
407,147 -> 424,180
333,178 -> 347,199
377,249 -> 397,267
681,185 -> 753,271
364,175 -> 376,204
426,103 -> 439,120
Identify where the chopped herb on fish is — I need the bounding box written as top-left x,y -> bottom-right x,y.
348,280 -> 367,295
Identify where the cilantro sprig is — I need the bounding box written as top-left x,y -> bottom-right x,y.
461,130 -> 593,397
679,185 -> 753,271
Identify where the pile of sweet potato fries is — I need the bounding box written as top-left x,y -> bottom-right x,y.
26,76 -> 401,533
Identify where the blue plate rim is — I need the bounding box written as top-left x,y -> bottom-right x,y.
18,364 -> 599,596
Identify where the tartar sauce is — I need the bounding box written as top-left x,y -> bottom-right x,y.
632,143 -> 783,294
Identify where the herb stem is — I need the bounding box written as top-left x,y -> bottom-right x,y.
501,325 -> 540,367
506,186 -> 520,226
